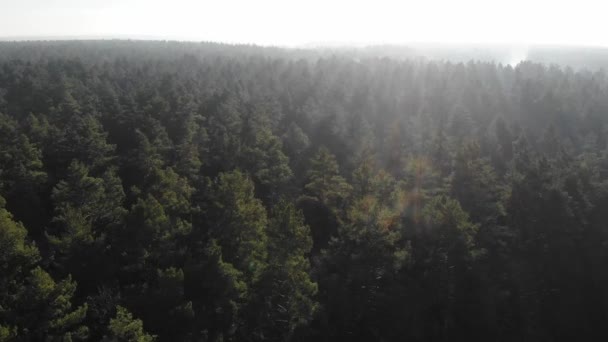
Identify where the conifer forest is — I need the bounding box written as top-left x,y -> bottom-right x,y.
1,41 -> 608,341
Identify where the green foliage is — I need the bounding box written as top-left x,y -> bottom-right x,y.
421,195 -> 479,252
52,161 -> 126,228
203,95 -> 243,173
119,166 -> 192,273
19,268 -> 89,341
0,196 -> 88,341
208,170 -> 268,282
50,114 -> 116,173
304,147 -> 352,207
282,123 -> 310,161
102,306 -> 155,342
48,161 -> 126,287
197,240 -> 248,340
0,195 -> 40,289
0,41 -> 607,341
241,128 -> 293,197
250,200 -> 318,340
0,113 -> 47,192
450,141 -> 505,223
0,113 -> 48,233
128,130 -> 165,182
317,170 -> 408,340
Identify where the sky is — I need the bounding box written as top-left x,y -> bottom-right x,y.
0,0 -> 606,47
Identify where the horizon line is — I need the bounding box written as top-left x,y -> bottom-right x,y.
1,35 -> 608,50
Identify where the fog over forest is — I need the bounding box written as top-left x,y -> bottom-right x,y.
0,38 -> 608,342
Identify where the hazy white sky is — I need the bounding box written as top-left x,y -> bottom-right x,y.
0,0 -> 606,47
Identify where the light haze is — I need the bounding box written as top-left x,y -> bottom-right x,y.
0,0 -> 606,47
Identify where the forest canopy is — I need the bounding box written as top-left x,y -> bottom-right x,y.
0,40 -> 608,341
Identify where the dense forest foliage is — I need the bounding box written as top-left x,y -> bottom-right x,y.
1,40 -> 608,341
